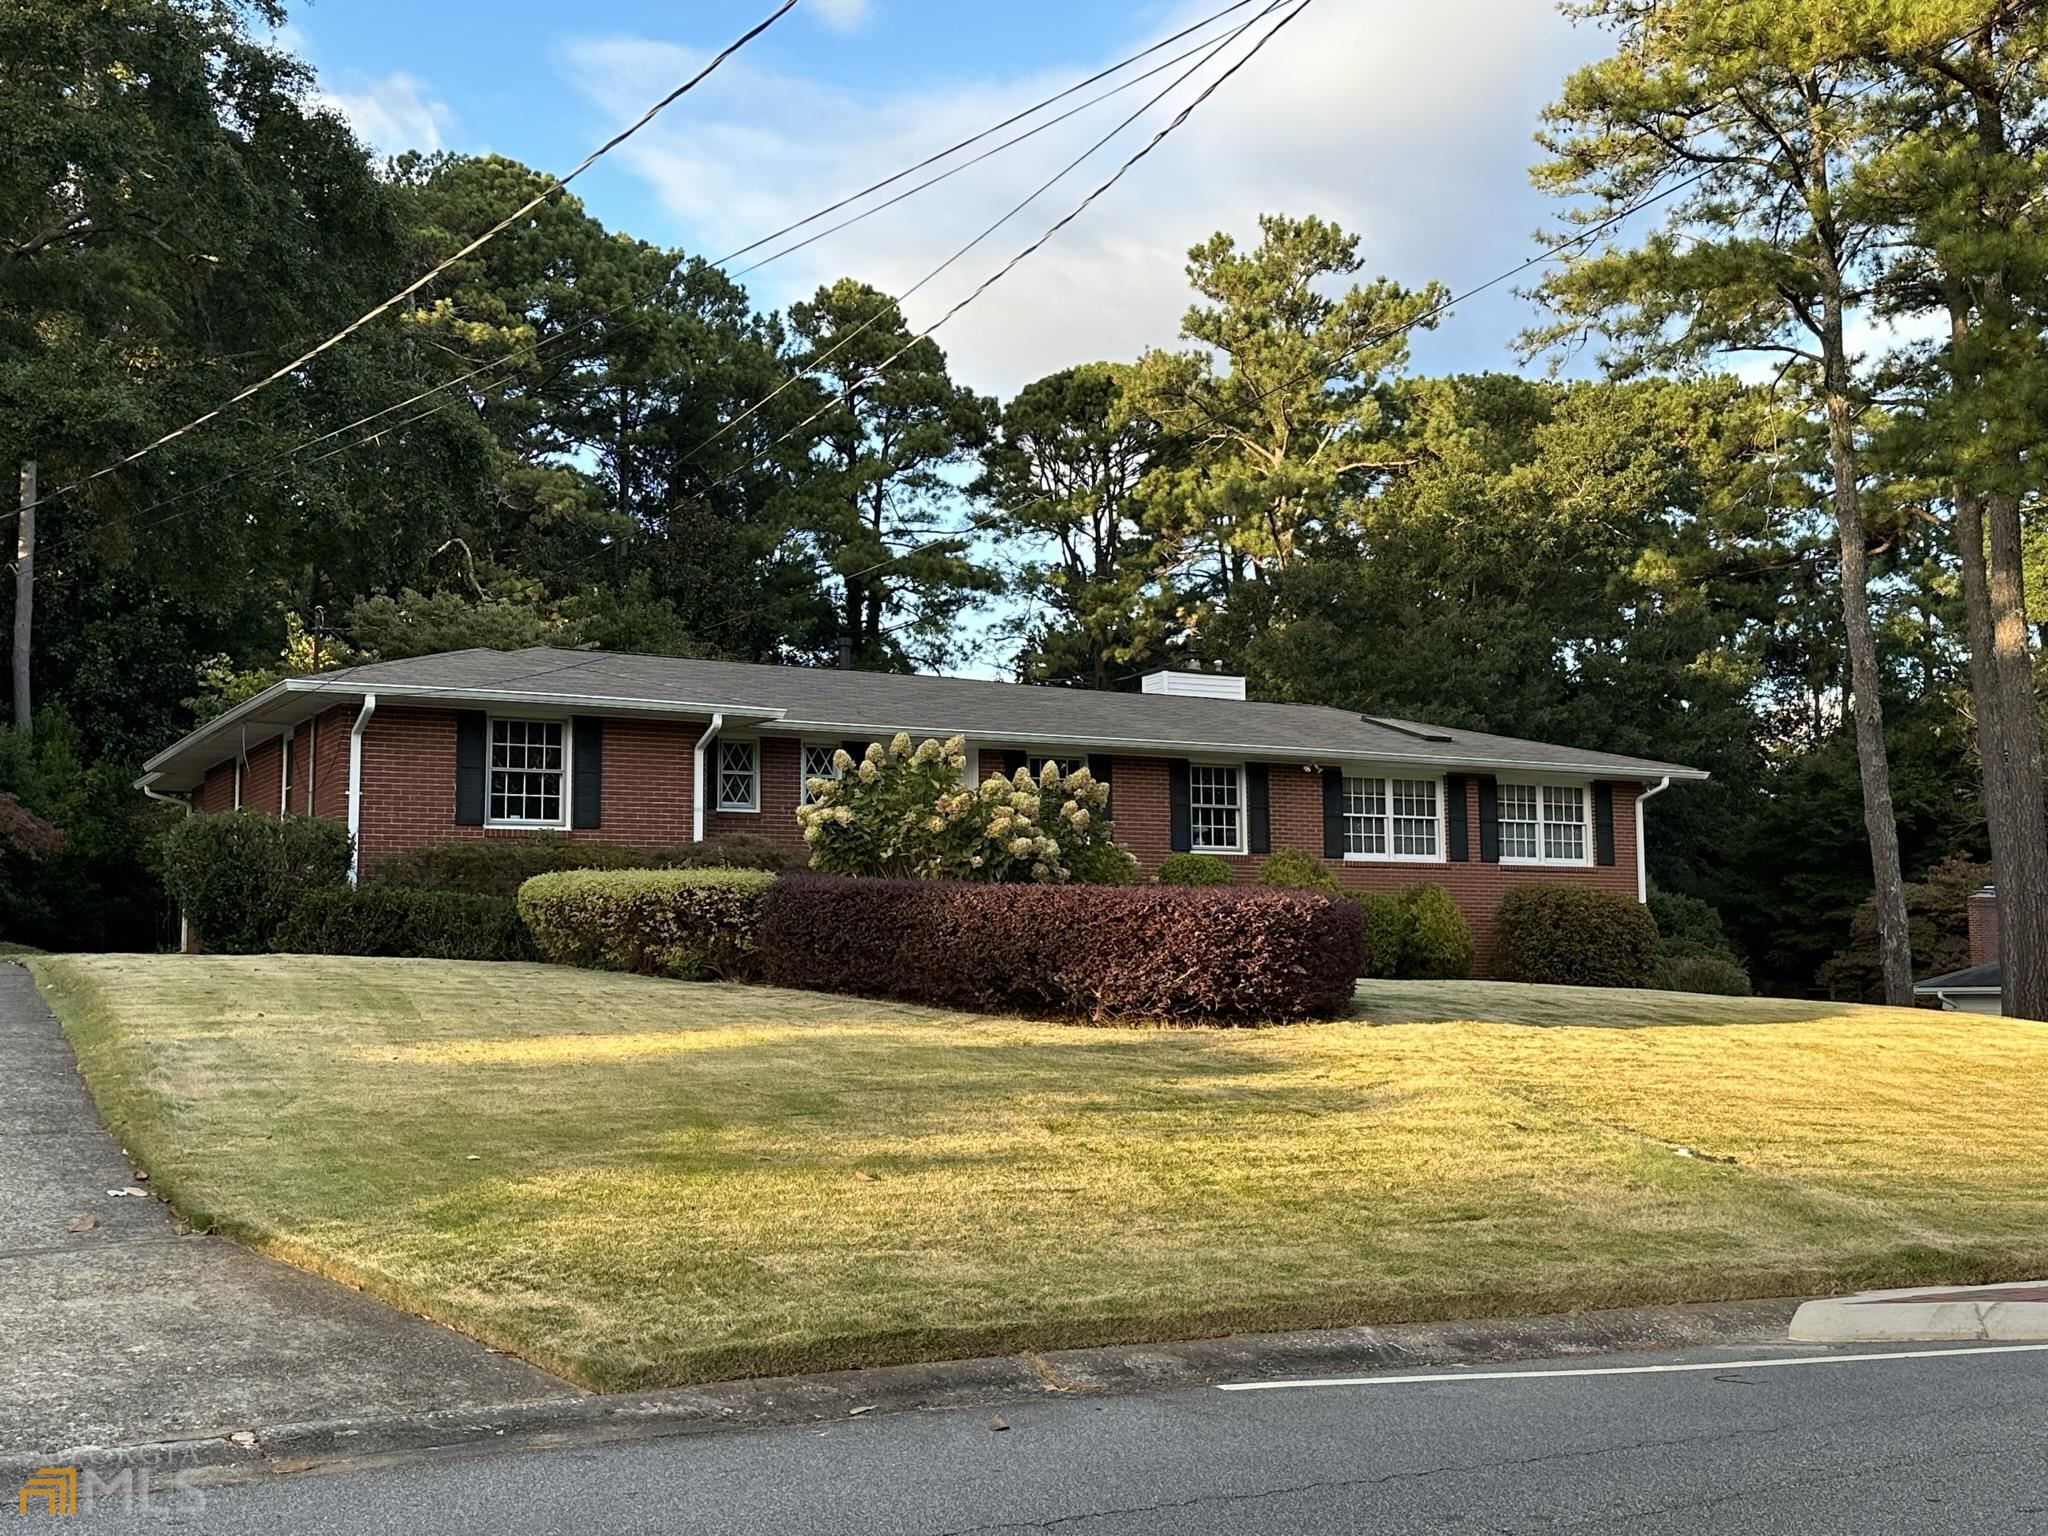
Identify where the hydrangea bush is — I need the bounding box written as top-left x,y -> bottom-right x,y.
796,733 -> 1136,884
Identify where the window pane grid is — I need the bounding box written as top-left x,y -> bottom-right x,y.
1542,785 -> 1586,862
1343,777 -> 1387,855
490,719 -> 564,824
1188,765 -> 1240,852
718,741 -> 758,811
1390,779 -> 1438,857
1499,783 -> 1539,860
801,745 -> 838,804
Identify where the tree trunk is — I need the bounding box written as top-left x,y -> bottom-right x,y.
11,460 -> 32,736
1823,383 -> 1914,1005
1980,485 -> 2048,1018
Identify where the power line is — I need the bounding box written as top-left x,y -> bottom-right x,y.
18,0 -> 1277,560
676,0 -> 1297,474
12,0 -> 804,523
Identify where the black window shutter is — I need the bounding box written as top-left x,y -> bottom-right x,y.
1321,768 -> 1346,859
1002,749 -> 1029,779
1169,759 -> 1192,852
1246,763 -> 1271,855
1445,774 -> 1469,862
571,717 -> 604,829
455,711 -> 487,826
1476,775 -> 1500,863
1594,782 -> 1617,866
842,738 -> 870,762
1087,754 -> 1113,810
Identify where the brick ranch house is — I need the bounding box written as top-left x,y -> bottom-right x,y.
139,648 -> 1708,971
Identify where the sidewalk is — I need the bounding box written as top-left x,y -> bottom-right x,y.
0,963 -> 576,1454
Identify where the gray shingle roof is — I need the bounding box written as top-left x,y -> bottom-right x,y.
1913,961 -> 2002,994
142,647 -> 1708,787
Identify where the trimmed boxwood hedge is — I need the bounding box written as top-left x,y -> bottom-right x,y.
1494,883 -> 1660,988
371,832 -> 802,899
517,869 -> 776,981
1157,852 -> 1234,886
161,812 -> 352,953
759,875 -> 1362,1024
278,887 -> 537,962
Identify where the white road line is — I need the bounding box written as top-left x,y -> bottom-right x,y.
1215,1342 -> 2048,1392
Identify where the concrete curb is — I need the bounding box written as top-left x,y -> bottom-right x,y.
1790,1281 -> 2048,1344
0,1295 -> 1799,1486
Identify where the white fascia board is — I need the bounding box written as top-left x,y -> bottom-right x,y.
775,718 -> 1710,784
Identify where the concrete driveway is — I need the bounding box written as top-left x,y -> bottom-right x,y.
0,963 -> 576,1455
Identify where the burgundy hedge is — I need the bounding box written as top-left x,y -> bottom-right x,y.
759,876 -> 1362,1023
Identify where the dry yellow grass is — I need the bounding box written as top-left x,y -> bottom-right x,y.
30,956 -> 2048,1391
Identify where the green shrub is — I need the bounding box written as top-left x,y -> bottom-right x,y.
1257,849 -> 1339,893
1401,883 -> 1476,980
1494,884 -> 1660,988
278,888 -> 536,962
1648,890 -> 1732,954
1650,947 -> 1753,996
1354,891 -> 1406,977
1158,852 -> 1234,886
370,832 -> 802,898
799,735 -> 1136,884
161,813 -> 352,953
517,869 -> 776,981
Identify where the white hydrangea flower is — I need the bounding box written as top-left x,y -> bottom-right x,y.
890,731 -> 912,757
865,743 -> 885,765
832,748 -> 855,773
858,759 -> 880,783
1008,837 -> 1034,857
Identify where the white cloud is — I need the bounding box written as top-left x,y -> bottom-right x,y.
811,0 -> 875,34
318,71 -> 457,157
565,2 -> 1598,397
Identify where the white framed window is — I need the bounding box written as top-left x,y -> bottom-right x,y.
717,739 -> 759,812
1342,774 -> 1442,861
800,743 -> 841,804
1499,781 -> 1591,865
490,718 -> 567,827
1498,783 -> 1540,861
1188,763 -> 1243,853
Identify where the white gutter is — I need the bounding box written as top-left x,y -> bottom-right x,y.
1634,775 -> 1671,904
693,713 -> 724,843
346,694 -> 377,886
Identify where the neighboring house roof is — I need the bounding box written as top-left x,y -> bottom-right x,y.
139,647 -> 1711,793
1913,961 -> 2003,996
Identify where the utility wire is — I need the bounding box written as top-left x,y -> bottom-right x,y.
18,0 -> 1275,557
12,0 -> 804,521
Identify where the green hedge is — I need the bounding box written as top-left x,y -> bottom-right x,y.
1494,884 -> 1660,988
1650,947 -> 1753,996
517,869 -> 776,981
371,832 -> 802,898
1257,849 -> 1339,893
278,887 -> 536,962
161,813 -> 351,953
1353,883 -> 1474,980
1158,852 -> 1234,886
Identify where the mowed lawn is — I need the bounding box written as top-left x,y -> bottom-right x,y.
28,954 -> 2048,1392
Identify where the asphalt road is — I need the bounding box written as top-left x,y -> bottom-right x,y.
33,1341 -> 2048,1533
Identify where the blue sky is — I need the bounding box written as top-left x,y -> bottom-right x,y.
286,0 -> 1608,399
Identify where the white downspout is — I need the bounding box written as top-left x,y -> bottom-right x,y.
693,713 -> 724,844
347,694 -> 377,886
1635,775 -> 1671,904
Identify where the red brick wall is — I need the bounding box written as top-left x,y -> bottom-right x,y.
175,710 -> 1653,974
1969,888 -> 2000,965
1109,756 -> 1641,977
242,733 -> 287,817
706,735 -> 807,844
195,759 -> 237,814
349,709 -> 811,872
